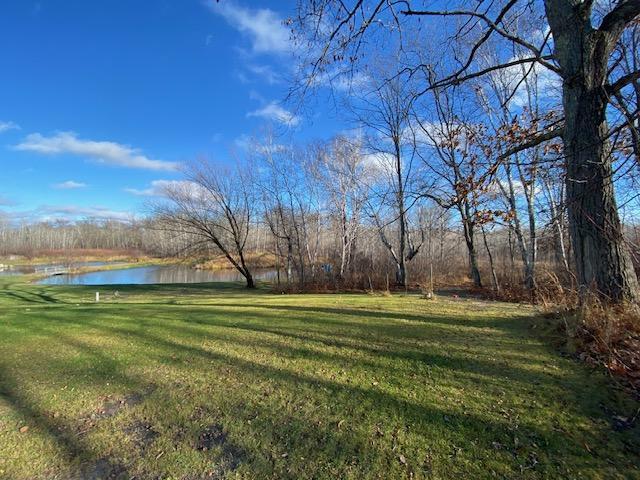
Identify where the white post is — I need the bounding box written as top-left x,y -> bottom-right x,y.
95,292 -> 100,303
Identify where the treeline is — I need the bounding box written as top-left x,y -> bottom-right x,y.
0,220 -> 145,255
149,129 -> 639,298
1,138 -> 638,300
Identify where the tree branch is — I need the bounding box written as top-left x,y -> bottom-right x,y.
499,125 -> 564,160
607,69 -> 640,94
599,0 -> 640,38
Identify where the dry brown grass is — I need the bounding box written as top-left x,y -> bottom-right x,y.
1,248 -> 146,263
193,252 -> 277,270
535,294 -> 640,397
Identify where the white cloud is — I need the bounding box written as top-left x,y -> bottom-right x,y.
14,132 -> 178,171
490,56 -> 561,108
1,204 -> 131,223
7,205 -> 133,222
0,120 -> 19,133
410,119 -> 455,146
52,180 -> 87,189
206,1 -> 291,55
314,70 -> 370,92
231,134 -> 287,155
43,205 -> 131,221
361,151 -> 395,176
247,101 -> 300,126
246,64 -> 283,85
233,134 -> 250,151
125,179 -> 195,197
488,178 -> 541,198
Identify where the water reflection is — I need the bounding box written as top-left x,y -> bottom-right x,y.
37,265 -> 277,285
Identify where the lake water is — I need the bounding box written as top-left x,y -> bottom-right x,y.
36,265 -> 277,285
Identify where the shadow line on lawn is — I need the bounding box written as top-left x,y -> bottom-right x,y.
45,312 -> 577,442
2,294 -> 639,477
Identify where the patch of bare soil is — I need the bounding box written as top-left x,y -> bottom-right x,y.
73,458 -> 128,480
125,421 -> 159,453
93,391 -> 146,419
195,423 -> 245,477
77,385 -> 157,433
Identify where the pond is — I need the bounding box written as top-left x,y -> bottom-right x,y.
36,265 -> 277,285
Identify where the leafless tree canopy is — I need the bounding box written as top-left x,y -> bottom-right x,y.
292,0 -> 640,303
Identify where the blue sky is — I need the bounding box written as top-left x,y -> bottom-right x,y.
0,0 -> 345,222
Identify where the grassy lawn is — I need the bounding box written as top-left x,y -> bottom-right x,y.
0,279 -> 638,479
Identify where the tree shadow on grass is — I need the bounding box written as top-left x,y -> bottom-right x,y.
88,316 -> 640,474
163,301 -> 527,332
2,295 -> 640,477
47,321 -> 608,432
138,311 -> 568,389
18,302 -> 558,390
0,332 -> 161,479
0,288 -> 65,304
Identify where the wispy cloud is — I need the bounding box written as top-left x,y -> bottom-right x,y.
52,180 -> 87,189
4,205 -> 132,222
40,205 -> 132,221
125,179 -> 193,197
490,55 -> 561,108
246,64 -> 283,85
0,120 -> 20,133
315,70 -> 370,92
206,1 -> 291,55
14,132 -> 178,171
247,101 -> 300,126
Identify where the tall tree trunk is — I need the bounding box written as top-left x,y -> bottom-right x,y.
542,176 -> 571,273
460,208 -> 482,288
545,0 -> 640,302
481,224 -> 500,294
500,164 -> 536,294
545,0 -> 638,303
562,86 -> 638,301
395,137 -> 407,287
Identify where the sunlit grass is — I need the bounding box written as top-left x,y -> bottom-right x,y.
0,279 -> 638,479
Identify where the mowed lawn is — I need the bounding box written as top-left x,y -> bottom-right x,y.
0,280 -> 638,479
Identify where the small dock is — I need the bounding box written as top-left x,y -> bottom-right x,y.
36,266 -> 69,276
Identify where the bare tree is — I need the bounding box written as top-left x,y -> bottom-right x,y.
153,160 -> 256,288
358,75 -> 425,286
294,0 -> 640,303
315,136 -> 369,279
256,140 -> 322,288
414,84 -> 489,288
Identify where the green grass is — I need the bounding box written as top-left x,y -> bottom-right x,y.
0,279 -> 638,479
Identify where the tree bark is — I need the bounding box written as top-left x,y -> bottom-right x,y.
460,207 -> 482,288
545,0 -> 640,303
395,135 -> 408,287
481,223 -> 500,294
562,86 -> 638,301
